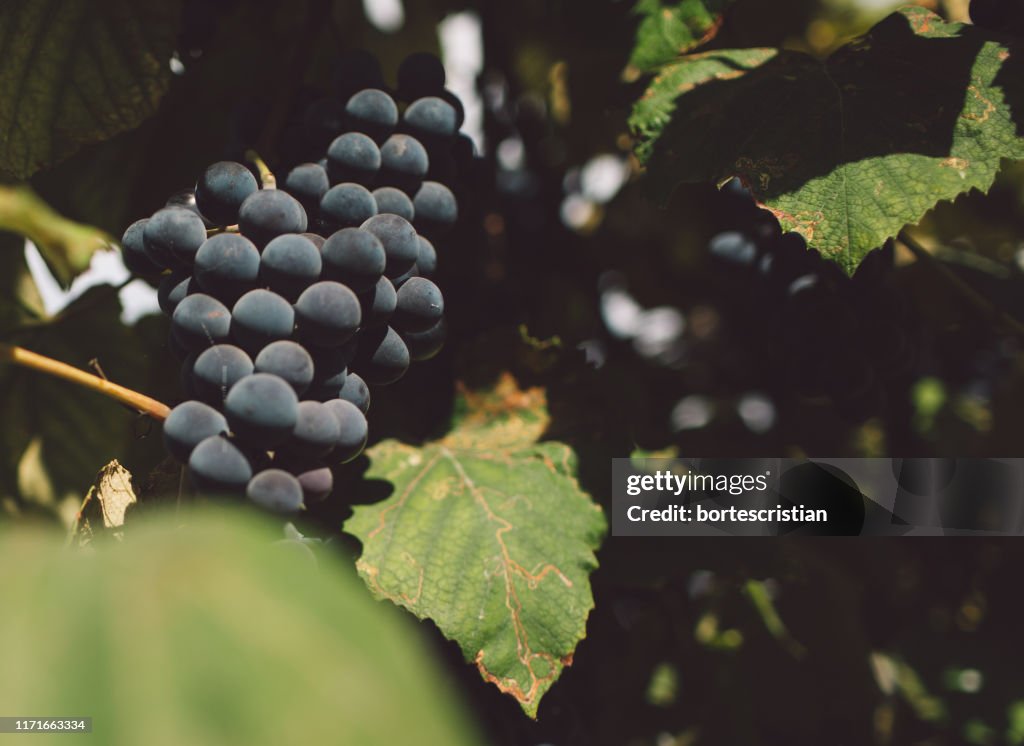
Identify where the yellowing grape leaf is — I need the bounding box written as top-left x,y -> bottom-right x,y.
345,373 -> 607,718
72,459 -> 137,545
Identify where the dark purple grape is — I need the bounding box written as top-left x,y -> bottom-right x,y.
306,340 -> 355,400
254,340 -> 315,395
275,457 -> 334,503
393,277 -> 444,332
165,189 -> 211,226
397,52 -> 445,100
284,163 -> 330,216
238,190 -> 308,249
320,227 -> 386,292
412,181 -> 457,237
193,233 -> 261,304
294,281 -> 361,346
194,161 -> 259,226
281,400 -> 341,458
379,134 -> 429,194
230,289 -> 295,354
371,187 -> 415,221
295,464 -> 333,502
259,234 -> 322,301
189,435 -> 253,493
359,275 -> 397,327
415,235 -> 437,277
338,371 -> 370,413
351,325 -> 409,385
391,265 -> 418,289
163,400 -> 229,464
310,338 -> 357,378
225,372 -> 299,448
247,469 -> 305,513
171,293 -> 232,351
191,344 -> 254,407
402,96 -> 457,146
323,399 -> 369,463
144,206 -> 208,268
361,213 -> 419,279
401,318 -> 446,362
326,132 -> 381,186
345,88 -> 399,143
158,269 -> 193,316
320,183 -> 378,232
121,218 -> 161,276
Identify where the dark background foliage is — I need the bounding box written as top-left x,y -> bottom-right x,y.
2,0 -> 1024,743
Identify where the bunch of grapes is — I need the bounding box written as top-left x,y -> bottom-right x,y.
120,51 -> 463,513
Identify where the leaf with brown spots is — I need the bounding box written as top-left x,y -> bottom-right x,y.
629,0 -> 735,72
344,374 -> 607,718
630,6 -> 1024,272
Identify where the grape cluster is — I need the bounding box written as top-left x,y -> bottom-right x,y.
708,224 -> 917,421
121,51 -> 462,513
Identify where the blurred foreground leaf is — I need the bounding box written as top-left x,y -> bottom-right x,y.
346,373 -> 607,718
0,507 -> 480,745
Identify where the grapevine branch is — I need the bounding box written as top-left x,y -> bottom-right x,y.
897,230 -> 1024,339
0,342 -> 171,421
245,150 -> 277,190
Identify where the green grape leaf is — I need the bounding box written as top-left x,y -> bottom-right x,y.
0,0 -> 180,180
630,0 -> 734,71
345,373 -> 607,718
0,507 -> 481,746
630,7 -> 1024,272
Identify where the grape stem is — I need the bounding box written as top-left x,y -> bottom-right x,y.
205,224 -> 240,237
245,150 -> 277,190
898,230 -> 1024,339
0,342 -> 171,421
